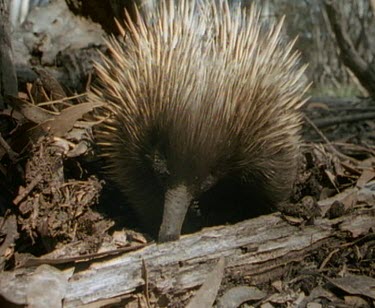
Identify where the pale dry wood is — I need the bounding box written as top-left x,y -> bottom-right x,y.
371,0 -> 375,16
1,202 -> 374,307
66,213 -> 327,307
59,207 -> 375,307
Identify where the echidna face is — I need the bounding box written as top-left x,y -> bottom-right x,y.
144,135 -> 221,197
140,134 -> 227,242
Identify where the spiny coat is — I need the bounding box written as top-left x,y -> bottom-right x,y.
89,0 -> 309,242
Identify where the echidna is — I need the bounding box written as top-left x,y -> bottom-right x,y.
90,0 -> 309,242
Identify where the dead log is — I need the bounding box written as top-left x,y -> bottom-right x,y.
0,0 -> 18,108
0,189 -> 374,307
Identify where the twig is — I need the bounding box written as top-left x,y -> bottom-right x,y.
36,93 -> 87,107
312,112 -> 375,128
13,174 -> 42,206
142,259 -> 151,308
304,115 -> 359,164
319,248 -> 340,270
0,132 -> 18,162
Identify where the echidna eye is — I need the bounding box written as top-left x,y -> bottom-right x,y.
200,174 -> 217,192
148,151 -> 170,180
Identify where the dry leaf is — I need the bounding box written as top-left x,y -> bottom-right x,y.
6,96 -> 53,123
358,181 -> 375,205
328,275 -> 375,300
186,257 -> 225,308
39,102 -> 104,137
357,169 -> 375,188
217,286 -> 266,308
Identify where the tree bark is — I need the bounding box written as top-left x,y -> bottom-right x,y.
324,0 -> 375,98
0,0 -> 18,109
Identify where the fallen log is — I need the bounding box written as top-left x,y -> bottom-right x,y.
0,189 -> 374,307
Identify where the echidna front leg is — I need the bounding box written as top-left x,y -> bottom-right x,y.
158,185 -> 193,242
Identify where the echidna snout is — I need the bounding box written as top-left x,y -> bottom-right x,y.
158,185 -> 193,242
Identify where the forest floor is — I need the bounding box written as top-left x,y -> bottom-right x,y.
0,1 -> 374,307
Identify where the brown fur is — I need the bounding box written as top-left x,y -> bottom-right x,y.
90,0 -> 309,241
